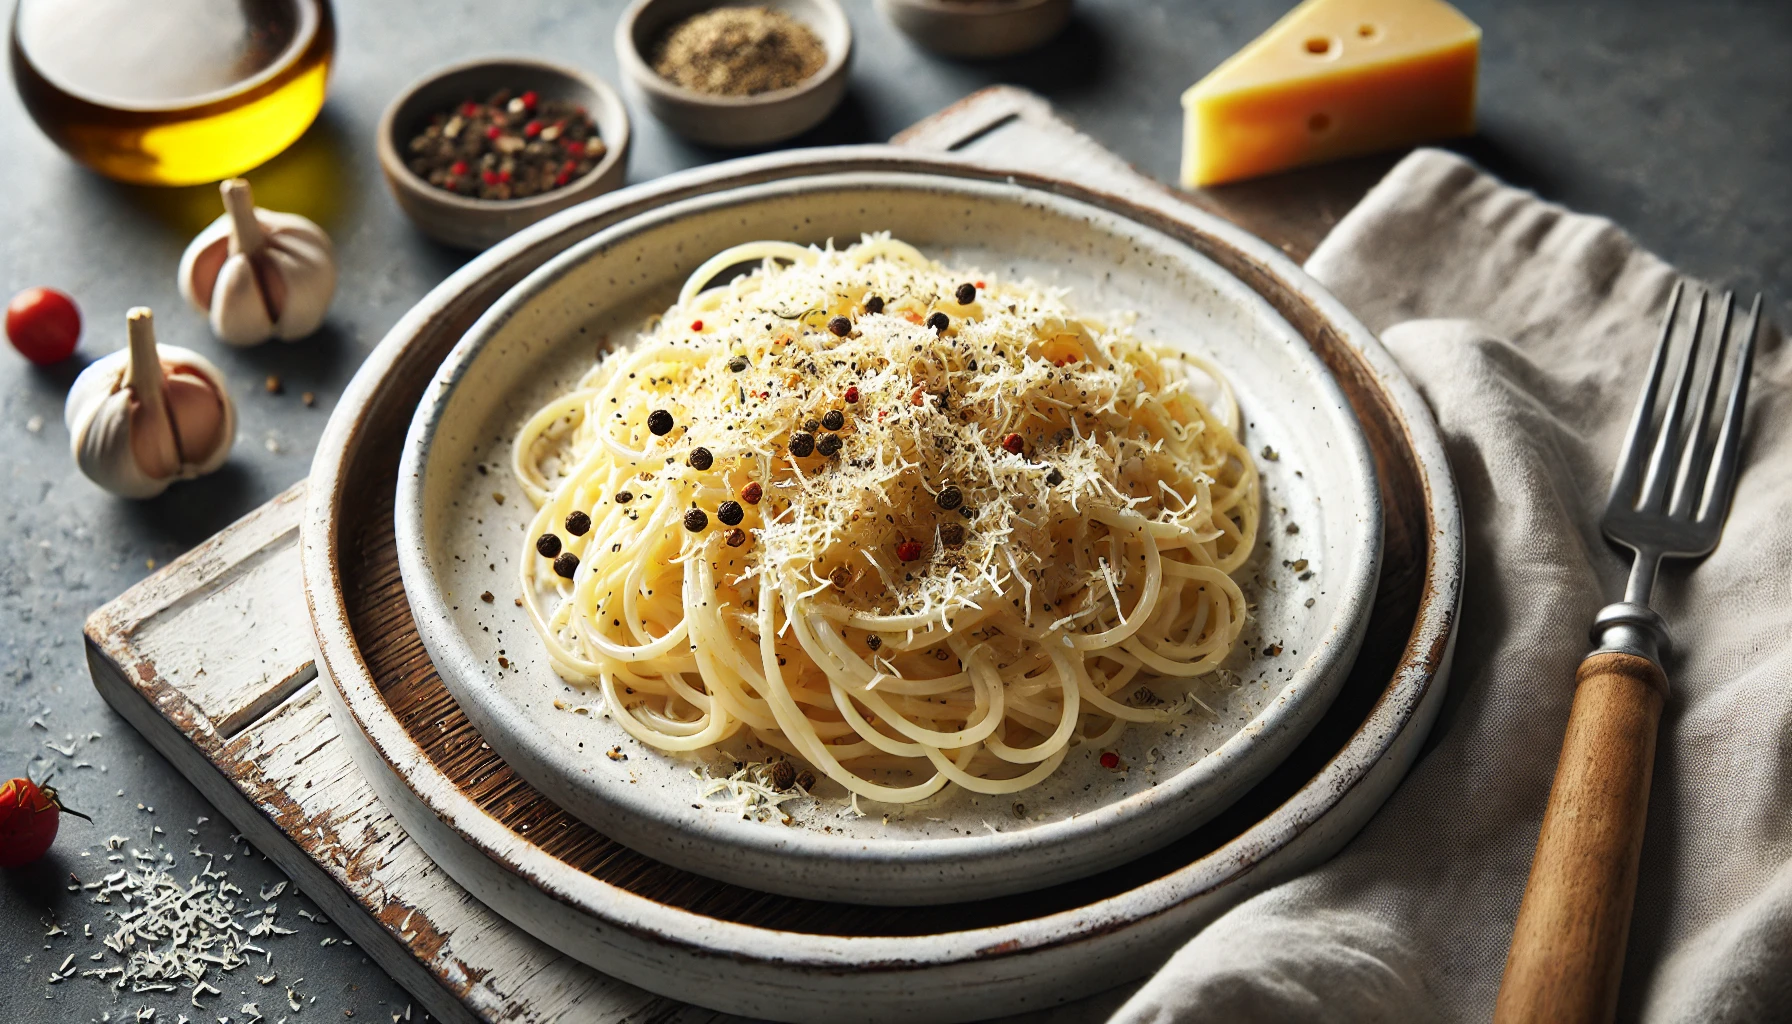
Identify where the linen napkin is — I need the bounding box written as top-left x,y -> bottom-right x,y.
1114,149 -> 1790,1023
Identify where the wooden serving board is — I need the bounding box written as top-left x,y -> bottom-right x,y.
86,89 -> 1460,1024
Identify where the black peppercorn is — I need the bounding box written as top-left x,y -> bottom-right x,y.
866,635 -> 882,651
725,527 -> 747,548
647,409 -> 674,436
536,533 -> 562,558
728,355 -> 749,372
926,311 -> 949,333
816,432 -> 842,457
683,508 -> 708,532
565,510 -> 592,535
688,447 -> 713,471
717,500 -> 744,526
788,432 -> 816,457
770,761 -> 798,791
796,769 -> 816,790
827,315 -> 851,337
864,295 -> 884,314
821,409 -> 844,431
958,505 -> 976,520
936,485 -> 963,510
553,552 -> 579,579
955,282 -> 977,305
940,522 -> 966,548
1045,466 -> 1064,486
804,418 -> 820,433
614,491 -> 632,504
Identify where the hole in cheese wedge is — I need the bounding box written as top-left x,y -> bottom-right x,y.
1181,0 -> 1480,188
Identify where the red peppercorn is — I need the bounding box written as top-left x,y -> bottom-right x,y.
498,169 -> 512,183
450,160 -> 469,176
564,139 -> 585,157
1000,433 -> 1025,454
521,90 -> 539,110
555,171 -> 571,186
975,280 -> 986,289
460,101 -> 480,118
442,175 -> 459,190
1099,751 -> 1120,769
843,385 -> 859,404
910,388 -> 925,406
481,169 -> 499,185
896,539 -> 922,562
525,120 -> 543,138
691,319 -> 703,331
561,159 -> 578,175
484,124 -> 502,140
740,481 -> 763,505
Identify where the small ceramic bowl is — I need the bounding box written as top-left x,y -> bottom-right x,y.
377,57 -> 631,250
878,0 -> 1072,59
614,0 -> 851,147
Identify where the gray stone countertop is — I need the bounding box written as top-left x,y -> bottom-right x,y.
1,1 -> 1787,1021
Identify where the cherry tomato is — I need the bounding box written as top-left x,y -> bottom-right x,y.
6,288 -> 82,365
0,773 -> 89,868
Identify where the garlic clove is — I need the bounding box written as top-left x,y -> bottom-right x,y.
177,231 -> 229,314
258,225 -> 336,340
177,178 -> 336,347
209,251 -> 279,346
74,390 -> 166,498
123,311 -> 182,481
65,308 -> 236,498
163,370 -> 228,469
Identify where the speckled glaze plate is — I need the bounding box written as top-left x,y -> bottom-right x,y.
394,171 -> 1383,905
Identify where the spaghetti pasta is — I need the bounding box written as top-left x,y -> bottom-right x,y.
514,235 -> 1258,804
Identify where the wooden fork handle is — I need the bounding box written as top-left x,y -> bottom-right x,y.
1495,651 -> 1668,1024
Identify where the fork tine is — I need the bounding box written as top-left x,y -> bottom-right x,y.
1669,291 -> 1735,518
1697,293 -> 1762,524
1639,287 -> 1705,512
1609,281 -> 1683,510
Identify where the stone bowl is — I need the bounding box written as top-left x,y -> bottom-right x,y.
878,0 -> 1073,59
614,0 -> 852,147
376,56 -> 631,250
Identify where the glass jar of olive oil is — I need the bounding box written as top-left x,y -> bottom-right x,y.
10,0 -> 335,186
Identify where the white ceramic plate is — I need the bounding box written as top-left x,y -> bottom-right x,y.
395,171 -> 1382,905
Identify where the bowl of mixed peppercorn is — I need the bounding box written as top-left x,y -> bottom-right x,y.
378,57 -> 631,250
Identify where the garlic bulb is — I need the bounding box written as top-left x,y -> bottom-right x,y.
178,178 -> 337,346
65,308 -> 235,498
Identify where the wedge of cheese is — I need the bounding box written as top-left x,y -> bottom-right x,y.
1182,0 -> 1480,187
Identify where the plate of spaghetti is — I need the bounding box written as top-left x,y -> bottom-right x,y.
396,172 -> 1381,904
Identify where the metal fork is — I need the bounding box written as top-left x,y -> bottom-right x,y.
1496,283 -> 1762,1024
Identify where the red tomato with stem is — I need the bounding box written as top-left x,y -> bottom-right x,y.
0,772 -> 90,868
6,288 -> 83,365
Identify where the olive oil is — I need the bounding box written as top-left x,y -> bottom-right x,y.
10,0 -> 335,186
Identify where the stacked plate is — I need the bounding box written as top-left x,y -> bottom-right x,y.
304,145 -> 1461,1023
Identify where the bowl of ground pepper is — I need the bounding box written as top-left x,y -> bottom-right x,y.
616,0 -> 851,147
378,57 -> 631,250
